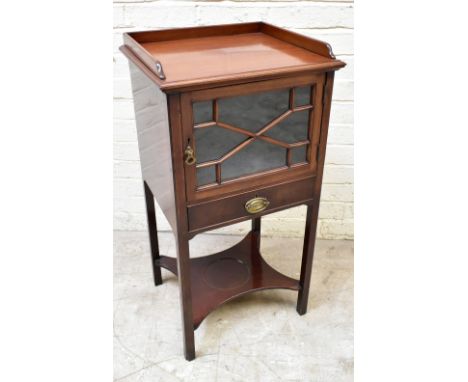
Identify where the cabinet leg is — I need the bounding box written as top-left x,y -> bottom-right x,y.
296,202 -> 319,315
175,233 -> 195,361
252,217 -> 261,250
143,181 -> 162,286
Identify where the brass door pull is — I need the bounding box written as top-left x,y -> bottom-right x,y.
184,145 -> 196,165
245,197 -> 270,214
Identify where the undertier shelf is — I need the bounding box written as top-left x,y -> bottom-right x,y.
155,232 -> 300,329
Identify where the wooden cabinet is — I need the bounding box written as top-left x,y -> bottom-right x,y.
120,22 -> 345,360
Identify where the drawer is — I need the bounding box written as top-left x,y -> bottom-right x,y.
187,176 -> 315,233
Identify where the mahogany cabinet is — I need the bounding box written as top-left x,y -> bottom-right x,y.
120,22 -> 345,360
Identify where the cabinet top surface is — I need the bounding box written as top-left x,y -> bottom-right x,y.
142,33 -> 330,82
121,22 -> 345,91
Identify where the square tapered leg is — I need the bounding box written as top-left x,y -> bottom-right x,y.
143,181 -> 162,286
296,202 -> 319,315
252,217 -> 261,250
174,233 -> 195,361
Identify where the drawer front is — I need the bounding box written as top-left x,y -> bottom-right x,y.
187,176 -> 315,233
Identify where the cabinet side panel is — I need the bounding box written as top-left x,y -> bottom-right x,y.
128,62 -> 177,230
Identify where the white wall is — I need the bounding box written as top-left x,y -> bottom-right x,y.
113,0 -> 354,239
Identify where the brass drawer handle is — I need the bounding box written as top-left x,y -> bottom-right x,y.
184,145 -> 196,165
245,197 -> 270,214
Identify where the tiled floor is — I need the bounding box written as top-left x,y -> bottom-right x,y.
114,231 -> 353,382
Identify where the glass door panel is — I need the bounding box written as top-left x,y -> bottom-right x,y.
192,84 -> 315,188
222,139 -> 286,182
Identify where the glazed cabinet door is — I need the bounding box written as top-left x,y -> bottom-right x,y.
181,74 -> 325,203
